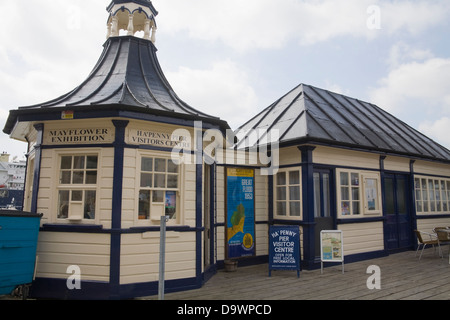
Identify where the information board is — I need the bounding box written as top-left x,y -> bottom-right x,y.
226,168 -> 255,259
320,230 -> 344,274
269,225 -> 301,278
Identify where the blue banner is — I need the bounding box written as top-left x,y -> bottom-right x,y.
226,168 -> 255,259
269,226 -> 301,277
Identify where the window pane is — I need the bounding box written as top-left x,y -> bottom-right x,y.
154,174 -> 166,188
341,201 -> 350,215
153,190 -> 164,203
60,171 -> 71,184
84,190 -> 96,219
352,187 -> 359,200
340,172 -> 349,186
168,160 -> 178,173
289,171 -> 300,185
73,156 -> 85,169
58,190 -> 69,219
72,171 -> 84,184
139,190 -> 150,220
351,173 -> 359,186
276,201 -> 286,216
61,156 -> 72,170
341,187 -> 349,201
142,158 -> 153,172
277,172 -> 286,186
155,159 -> 166,173
165,191 -> 177,218
141,173 -> 153,188
72,190 -> 83,201
352,202 -> 360,215
85,171 -> 97,184
86,156 -> 98,169
289,202 -> 301,217
277,187 -> 286,201
289,186 -> 300,201
167,175 -> 178,188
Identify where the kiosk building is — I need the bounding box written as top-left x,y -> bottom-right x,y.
3,0 -> 450,299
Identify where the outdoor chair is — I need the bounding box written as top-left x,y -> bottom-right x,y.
414,230 -> 441,260
433,227 -> 450,258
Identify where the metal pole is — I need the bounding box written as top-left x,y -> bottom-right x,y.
158,215 -> 169,300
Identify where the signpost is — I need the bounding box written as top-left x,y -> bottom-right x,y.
269,226 -> 301,278
320,230 -> 344,274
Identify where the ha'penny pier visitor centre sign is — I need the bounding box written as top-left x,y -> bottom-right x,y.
269,226 -> 301,278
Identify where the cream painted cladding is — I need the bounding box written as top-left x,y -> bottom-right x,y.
22,117 -> 213,298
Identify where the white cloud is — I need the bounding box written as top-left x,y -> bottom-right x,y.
165,60 -> 259,129
369,57 -> 450,115
419,117 -> 450,150
156,0 -> 450,51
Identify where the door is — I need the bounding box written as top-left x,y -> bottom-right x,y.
384,174 -> 413,251
314,169 -> 334,257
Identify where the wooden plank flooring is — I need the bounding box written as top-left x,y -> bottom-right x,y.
141,250 -> 450,300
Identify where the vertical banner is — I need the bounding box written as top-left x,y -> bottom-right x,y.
320,230 -> 344,274
226,168 -> 255,259
269,226 -> 301,278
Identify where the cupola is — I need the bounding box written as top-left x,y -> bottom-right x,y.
106,0 -> 158,43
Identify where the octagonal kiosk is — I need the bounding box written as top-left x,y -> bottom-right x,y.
3,0 -> 230,300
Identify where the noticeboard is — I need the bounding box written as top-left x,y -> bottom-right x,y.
226,168 -> 255,259
320,230 -> 344,274
269,225 -> 301,278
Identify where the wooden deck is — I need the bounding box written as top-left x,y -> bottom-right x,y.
141,250 -> 450,300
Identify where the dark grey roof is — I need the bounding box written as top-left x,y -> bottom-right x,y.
235,83 -> 450,162
3,36 -> 229,134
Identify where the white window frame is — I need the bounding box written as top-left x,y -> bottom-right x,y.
414,175 -> 450,214
337,169 -> 382,218
136,151 -> 183,226
273,167 -> 302,220
55,150 -> 100,224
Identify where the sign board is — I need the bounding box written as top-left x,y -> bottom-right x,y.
320,230 -> 344,274
269,225 -> 301,278
226,168 -> 255,259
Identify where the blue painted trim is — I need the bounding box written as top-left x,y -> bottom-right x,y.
194,126 -> 203,286
110,120 -> 129,300
298,146 -> 316,268
30,123 -> 44,213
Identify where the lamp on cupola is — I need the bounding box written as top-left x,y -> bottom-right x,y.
106,0 -> 158,43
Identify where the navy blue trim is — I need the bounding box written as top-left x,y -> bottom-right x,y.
110,120 -> 129,300
298,146 -> 316,268
337,217 -> 386,224
416,214 -> 450,219
30,124 -> 44,213
195,127 -> 203,287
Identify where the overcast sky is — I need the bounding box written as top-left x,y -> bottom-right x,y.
1,0 -> 450,159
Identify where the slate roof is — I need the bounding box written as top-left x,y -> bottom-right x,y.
235,83 -> 450,162
3,36 -> 230,134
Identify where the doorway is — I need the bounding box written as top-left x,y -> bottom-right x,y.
314,169 -> 334,257
384,174 -> 413,251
